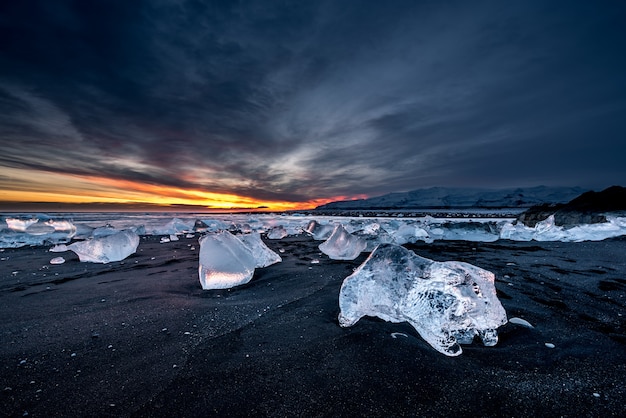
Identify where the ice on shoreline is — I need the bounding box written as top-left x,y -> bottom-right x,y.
338,244 -> 507,356
198,231 -> 257,290
319,224 -> 367,260
1,212 -> 626,249
68,230 -> 140,263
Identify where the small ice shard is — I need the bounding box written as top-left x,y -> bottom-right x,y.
304,221 -> 335,240
338,244 -> 507,356
160,237 -> 171,243
169,234 -> 179,241
198,231 -> 256,290
267,226 -> 288,240
545,342 -> 555,348
319,224 -> 367,260
237,233 -> 282,268
49,257 -> 65,265
49,244 -> 68,253
508,317 -> 534,328
68,230 -> 140,263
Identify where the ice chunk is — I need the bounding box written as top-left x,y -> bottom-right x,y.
319,224 -> 367,260
151,218 -> 193,235
435,221 -> 500,242
354,223 -> 395,251
391,223 -> 430,245
25,223 -> 55,235
509,317 -> 534,328
92,226 -> 120,238
46,219 -> 76,233
237,233 -> 282,268
267,225 -> 288,240
499,221 -> 534,241
338,244 -> 507,356
49,244 -> 68,252
198,231 -> 257,290
50,257 -> 65,265
5,217 -> 38,232
304,220 -> 335,240
68,230 -> 140,263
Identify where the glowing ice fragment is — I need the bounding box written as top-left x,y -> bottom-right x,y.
338,244 -> 507,356
68,230 -> 140,263
319,224 -> 367,260
198,231 -> 256,290
237,233 -> 282,268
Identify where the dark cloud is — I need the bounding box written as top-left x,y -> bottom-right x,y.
1,0 -> 625,204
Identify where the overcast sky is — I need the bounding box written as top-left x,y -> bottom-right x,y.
1,0 -> 625,208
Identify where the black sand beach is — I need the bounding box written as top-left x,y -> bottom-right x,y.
1,235 -> 625,417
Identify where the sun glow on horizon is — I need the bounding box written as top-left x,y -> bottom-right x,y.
0,167 -> 363,211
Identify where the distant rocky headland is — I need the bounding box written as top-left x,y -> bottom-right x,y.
313,185 -> 626,225
517,185 -> 626,227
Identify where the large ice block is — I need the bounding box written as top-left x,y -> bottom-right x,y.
68,230 -> 140,263
338,244 -> 507,356
238,232 -> 282,268
319,224 -> 367,260
198,231 -> 257,290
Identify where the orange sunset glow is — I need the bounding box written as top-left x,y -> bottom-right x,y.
0,167 -> 363,212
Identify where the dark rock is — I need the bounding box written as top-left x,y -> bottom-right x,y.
518,186 -> 626,227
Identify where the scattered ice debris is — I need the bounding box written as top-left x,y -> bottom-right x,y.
68,230 -> 140,263
237,233 -> 282,268
2,212 -> 626,250
198,231 -> 256,290
545,342 -> 555,348
500,215 -> 626,242
319,224 -> 367,260
338,244 -> 507,356
508,317 -> 534,328
49,257 -> 65,265
267,226 -> 288,240
49,244 -> 68,252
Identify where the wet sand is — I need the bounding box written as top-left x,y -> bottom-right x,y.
1,235 -> 625,417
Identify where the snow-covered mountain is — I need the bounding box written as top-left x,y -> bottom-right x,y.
316,186 -> 588,210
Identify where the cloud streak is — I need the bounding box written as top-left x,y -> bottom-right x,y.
1,0 -> 625,207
